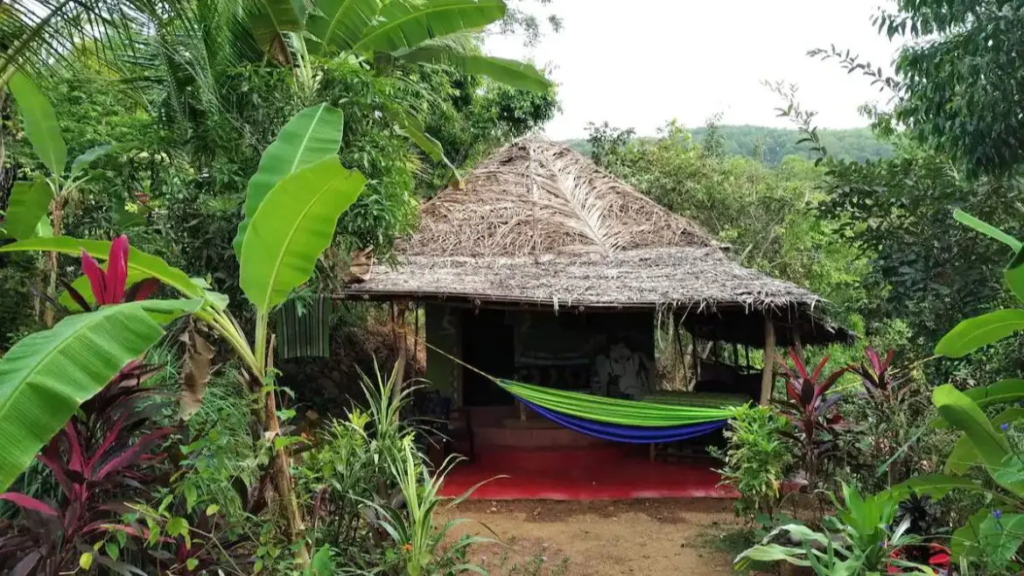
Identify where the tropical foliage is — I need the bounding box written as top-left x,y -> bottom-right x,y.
0,0 -> 554,570
10,0 -> 1024,573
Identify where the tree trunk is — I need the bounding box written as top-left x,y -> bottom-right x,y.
263,334 -> 309,565
759,319 -> 777,405
42,195 -> 66,327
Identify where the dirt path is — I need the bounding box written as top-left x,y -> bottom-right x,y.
445,499 -> 743,576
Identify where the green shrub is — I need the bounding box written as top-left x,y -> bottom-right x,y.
736,483 -> 934,575
712,404 -> 794,526
298,360 -> 489,575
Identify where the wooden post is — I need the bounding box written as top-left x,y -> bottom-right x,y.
759,319 -> 777,405
392,303 -> 408,400
792,326 -> 804,359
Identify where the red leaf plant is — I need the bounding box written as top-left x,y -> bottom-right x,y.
0,236 -> 175,575
0,363 -> 175,575
62,234 -> 160,312
775,349 -> 848,492
847,347 -> 906,402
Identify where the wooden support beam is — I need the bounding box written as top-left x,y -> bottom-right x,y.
759,319 -> 777,405
391,302 -> 408,402
792,326 -> 804,360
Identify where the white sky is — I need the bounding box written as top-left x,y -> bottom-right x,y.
484,0 -> 901,139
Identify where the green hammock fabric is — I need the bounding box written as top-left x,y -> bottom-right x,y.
497,379 -> 738,427
639,391 -> 750,409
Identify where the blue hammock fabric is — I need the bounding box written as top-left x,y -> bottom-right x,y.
520,399 -> 728,444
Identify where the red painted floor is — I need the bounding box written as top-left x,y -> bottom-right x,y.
440,447 -> 739,500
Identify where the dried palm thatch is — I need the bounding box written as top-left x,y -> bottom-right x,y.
404,137 -> 715,257
341,137 -> 850,346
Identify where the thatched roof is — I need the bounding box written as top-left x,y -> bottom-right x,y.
340,137 -> 851,347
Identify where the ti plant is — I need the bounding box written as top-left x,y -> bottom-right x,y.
0,351 -> 174,573
775,350 -> 846,493
0,101 -> 367,563
847,347 -> 902,401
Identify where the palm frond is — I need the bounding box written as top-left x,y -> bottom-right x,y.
530,139 -> 629,255
0,0 -> 197,85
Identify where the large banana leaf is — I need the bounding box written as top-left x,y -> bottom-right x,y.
398,46 -> 550,91
932,379 -> 1024,429
70,144 -> 114,177
954,209 -> 1022,251
0,237 -> 203,298
307,0 -> 382,52
8,72 -> 66,176
233,103 -> 344,259
353,0 -> 506,54
239,158 -> 365,313
979,514 -> 1024,571
951,508 -> 992,564
3,179 -> 51,240
246,0 -> 306,58
963,379 -> 1024,408
946,407 -> 1024,474
0,305 -> 164,491
933,384 -> 1024,494
952,209 -> 1024,303
935,309 -> 1024,358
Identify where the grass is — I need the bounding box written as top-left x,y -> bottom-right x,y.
698,526 -> 772,575
146,338 -> 261,521
485,535 -> 572,576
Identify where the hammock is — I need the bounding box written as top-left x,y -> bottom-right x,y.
425,343 -> 742,444
496,380 -> 741,444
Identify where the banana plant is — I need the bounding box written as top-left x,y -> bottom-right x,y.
2,71 -> 114,325
241,0 -> 550,166
884,210 -> 1024,567
268,0 -> 549,90
0,102 -> 365,559
3,72 -> 115,240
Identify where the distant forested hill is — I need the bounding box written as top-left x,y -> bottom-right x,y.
566,125 -> 892,165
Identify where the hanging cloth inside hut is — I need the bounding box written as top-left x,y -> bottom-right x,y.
275,295 -> 332,359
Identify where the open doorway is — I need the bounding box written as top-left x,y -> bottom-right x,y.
461,309 -> 516,407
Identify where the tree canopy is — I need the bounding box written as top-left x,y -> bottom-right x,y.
567,124 -> 893,166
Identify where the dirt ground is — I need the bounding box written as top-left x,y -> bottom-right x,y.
444,499 -> 744,576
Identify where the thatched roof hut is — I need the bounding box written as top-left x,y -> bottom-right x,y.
340,137 -> 851,347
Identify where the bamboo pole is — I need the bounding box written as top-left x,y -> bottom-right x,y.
759,318 -> 777,405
